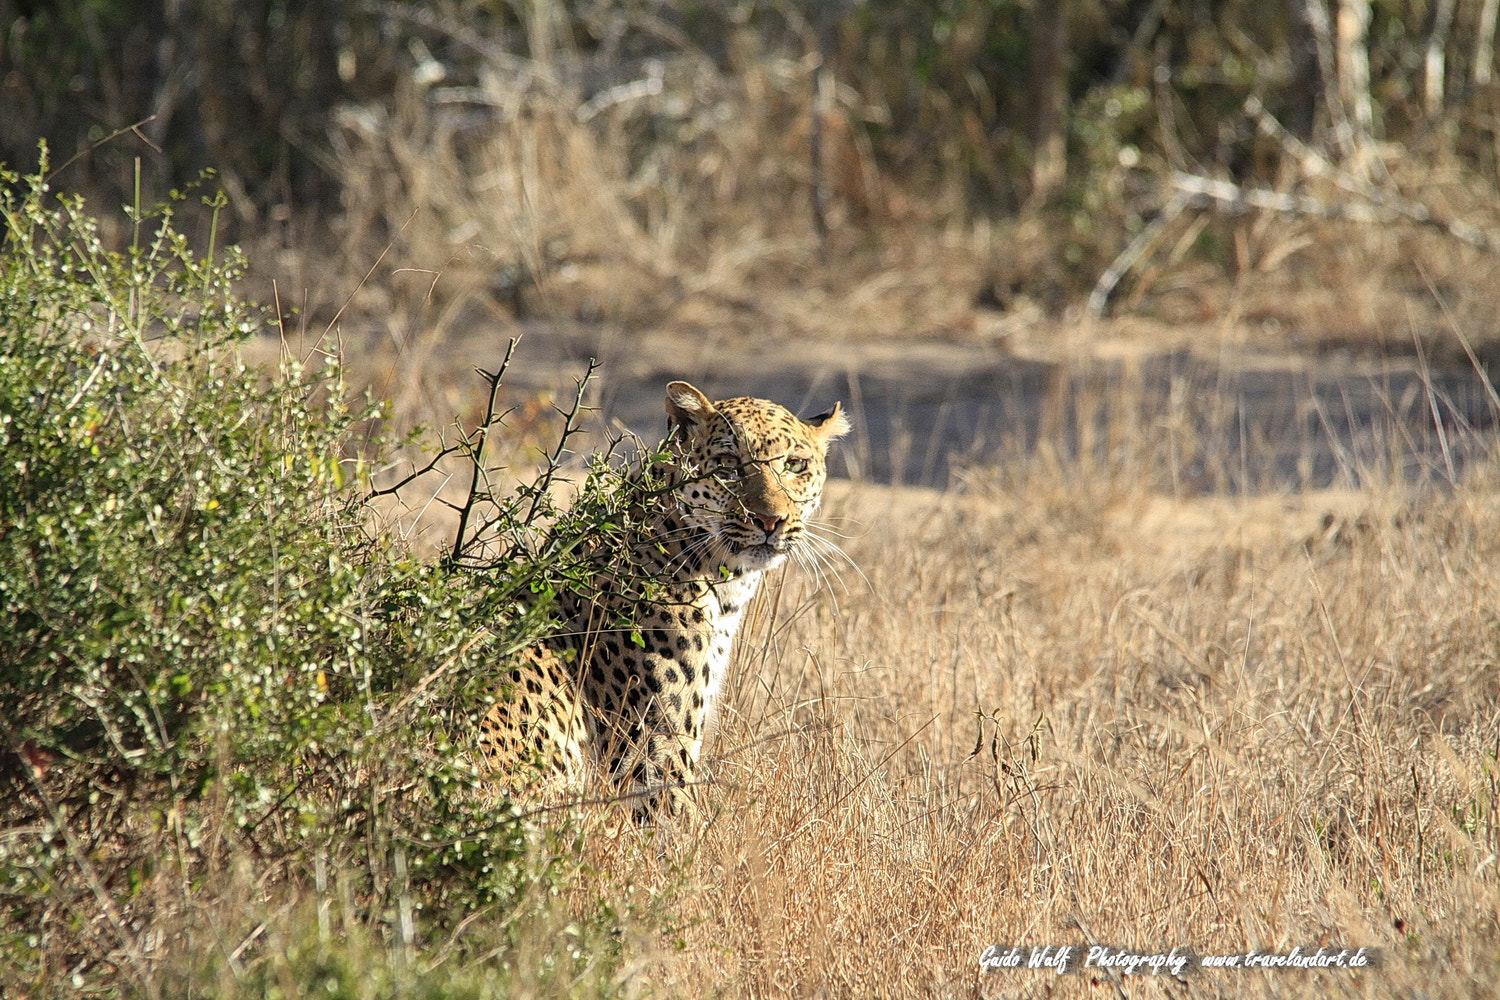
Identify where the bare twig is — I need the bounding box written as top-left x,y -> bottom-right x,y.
1093,94 -> 1500,317
1168,171 -> 1387,221
365,438 -> 468,506
1244,95 -> 1500,253
1086,192 -> 1188,319
449,340 -> 522,567
519,357 -> 602,531
403,634 -> 490,713
1160,169 -> 1500,255
363,0 -> 560,93
575,63 -> 664,123
46,116 -> 162,181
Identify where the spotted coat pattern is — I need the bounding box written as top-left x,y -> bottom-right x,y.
477,380 -> 849,818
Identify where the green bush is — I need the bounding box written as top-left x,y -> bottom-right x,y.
0,149 -> 627,997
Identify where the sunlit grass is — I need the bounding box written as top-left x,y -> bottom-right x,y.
560,397 -> 1500,999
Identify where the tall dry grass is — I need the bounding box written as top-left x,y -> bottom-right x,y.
24,329 -> 1493,996
560,414 -> 1500,998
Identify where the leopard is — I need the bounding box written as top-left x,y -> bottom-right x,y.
477,379 -> 849,820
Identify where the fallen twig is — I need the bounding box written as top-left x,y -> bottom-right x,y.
1243,95 -> 1500,254
1089,98 -> 1500,317
1086,191 -> 1189,319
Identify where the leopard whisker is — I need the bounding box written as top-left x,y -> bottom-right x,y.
789,545 -> 846,616
636,522 -> 709,547
800,527 -> 869,590
809,543 -> 854,597
803,515 -> 867,541
659,525 -> 724,577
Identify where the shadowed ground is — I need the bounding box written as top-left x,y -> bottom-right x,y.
485,320 -> 1499,490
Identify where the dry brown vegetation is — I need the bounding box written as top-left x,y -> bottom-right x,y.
14,6 -> 1500,995
10,164 -> 1500,994
235,8 -> 1500,375
23,1 -> 1500,382
541,424 -> 1500,998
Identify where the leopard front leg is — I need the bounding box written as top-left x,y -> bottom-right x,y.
595,704 -> 704,823
640,729 -> 703,821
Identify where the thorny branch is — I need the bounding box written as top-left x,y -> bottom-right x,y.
449,339 -> 522,567
363,337 -> 522,512
399,349 -> 603,571
522,358 -> 602,531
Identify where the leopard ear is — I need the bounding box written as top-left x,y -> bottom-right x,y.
665,380 -> 718,436
804,401 -> 851,442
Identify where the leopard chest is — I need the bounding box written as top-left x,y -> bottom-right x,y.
566,570 -> 763,741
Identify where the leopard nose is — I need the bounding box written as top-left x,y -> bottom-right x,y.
752,512 -> 785,534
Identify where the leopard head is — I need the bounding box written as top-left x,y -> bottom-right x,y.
664,380 -> 849,573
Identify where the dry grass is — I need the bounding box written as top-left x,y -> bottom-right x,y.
560,452 -> 1500,998
251,31 -> 1500,373
37,324 -> 1495,996
234,89 -> 1500,982
21,21 -> 1500,985
231,227 -> 1500,992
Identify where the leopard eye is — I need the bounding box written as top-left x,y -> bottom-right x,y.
785,457 -> 810,474
710,455 -> 742,481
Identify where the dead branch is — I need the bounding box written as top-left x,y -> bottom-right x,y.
1246,96 -> 1500,255
1085,192 -> 1188,319
1088,97 -> 1500,317
1167,172 -> 1387,222
449,338 -> 522,567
